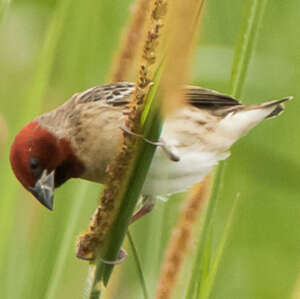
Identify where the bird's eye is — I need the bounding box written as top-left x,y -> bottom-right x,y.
30,157 -> 39,169
29,157 -> 42,178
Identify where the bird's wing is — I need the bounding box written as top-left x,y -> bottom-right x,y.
74,82 -> 241,109
184,86 -> 241,108
75,82 -> 135,107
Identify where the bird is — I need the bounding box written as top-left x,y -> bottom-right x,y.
10,82 -> 291,214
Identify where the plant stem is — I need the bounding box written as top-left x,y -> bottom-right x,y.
185,164 -> 225,299
0,0 -> 9,24
1,0 -> 73,298
198,194 -> 240,299
101,103 -> 164,284
229,0 -> 269,99
185,0 -> 269,298
84,64 -> 165,299
44,182 -> 90,299
109,0 -> 151,82
127,231 -> 149,299
156,179 -> 210,299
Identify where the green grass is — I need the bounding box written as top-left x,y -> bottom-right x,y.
186,2 -> 269,298
0,0 -> 299,299
85,63 -> 165,297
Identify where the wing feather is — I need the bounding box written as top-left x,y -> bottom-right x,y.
76,82 -> 135,107
185,86 -> 241,108
75,82 -> 241,109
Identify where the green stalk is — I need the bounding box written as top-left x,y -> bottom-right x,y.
0,0 -> 9,23
229,0 -> 268,99
44,182 -> 90,299
24,0 -> 73,119
185,1 -> 269,298
198,194 -> 240,299
185,163 -> 225,299
127,231 -> 149,299
1,0 -> 73,297
85,65 -> 164,298
101,90 -> 163,285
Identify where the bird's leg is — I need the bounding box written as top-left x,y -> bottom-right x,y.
120,125 -> 180,162
130,195 -> 156,224
99,248 -> 127,265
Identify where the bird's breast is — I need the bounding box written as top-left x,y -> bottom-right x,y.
68,105 -> 124,183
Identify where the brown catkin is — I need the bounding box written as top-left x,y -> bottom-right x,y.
76,0 -> 169,261
155,2 -> 207,291
161,0 -> 205,116
109,0 -> 151,82
155,2 -> 207,293
155,177 -> 210,299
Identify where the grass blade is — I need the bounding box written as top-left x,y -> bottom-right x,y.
185,164 -> 226,299
24,0 -> 73,119
109,0 -> 150,82
229,0 -> 269,99
0,0 -> 9,23
101,70 -> 164,285
1,1 -> 73,297
127,231 -> 149,299
185,1 -> 269,298
44,182 -> 90,299
156,179 -> 210,299
82,45 -> 166,299
198,194 -> 240,299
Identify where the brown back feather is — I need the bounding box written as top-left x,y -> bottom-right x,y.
74,83 -> 291,119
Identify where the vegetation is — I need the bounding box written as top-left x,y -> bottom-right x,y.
0,1 -> 299,299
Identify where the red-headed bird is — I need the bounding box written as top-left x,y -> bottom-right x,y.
10,83 -> 291,211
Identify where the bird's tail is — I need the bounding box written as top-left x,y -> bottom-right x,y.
218,96 -> 293,118
217,96 -> 292,142
256,96 -> 293,118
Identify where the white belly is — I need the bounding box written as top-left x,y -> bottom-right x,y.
141,111 -> 231,196
142,145 -> 229,196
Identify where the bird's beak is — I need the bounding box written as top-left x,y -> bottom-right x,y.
29,170 -> 55,210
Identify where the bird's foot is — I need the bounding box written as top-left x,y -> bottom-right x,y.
120,125 -> 180,162
130,195 -> 156,224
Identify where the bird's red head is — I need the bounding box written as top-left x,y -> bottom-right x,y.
10,121 -> 84,210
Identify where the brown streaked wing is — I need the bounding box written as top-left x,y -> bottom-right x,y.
185,86 -> 241,109
76,82 -> 135,107
76,83 -> 241,110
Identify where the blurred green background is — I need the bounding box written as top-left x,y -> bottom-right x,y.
0,1 -> 299,299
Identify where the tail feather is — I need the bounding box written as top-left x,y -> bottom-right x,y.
216,96 -> 292,118
258,96 -> 293,118
217,96 -> 292,142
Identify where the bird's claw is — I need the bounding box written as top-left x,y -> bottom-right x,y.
130,195 -> 157,224
99,248 -> 127,265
